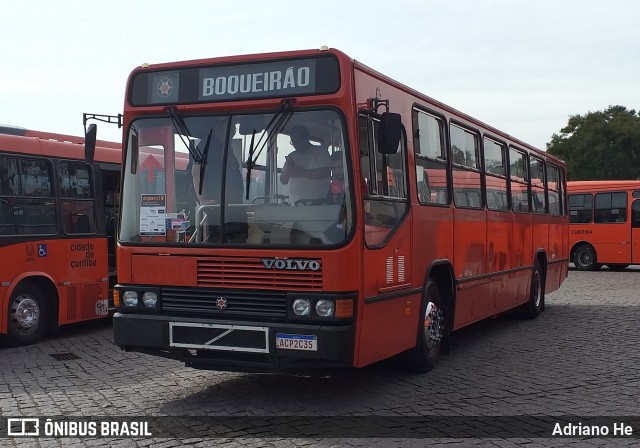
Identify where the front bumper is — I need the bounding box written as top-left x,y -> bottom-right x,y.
113,312 -> 354,372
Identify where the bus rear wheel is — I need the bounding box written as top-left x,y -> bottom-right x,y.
522,261 -> 544,319
573,244 -> 598,271
402,279 -> 444,373
6,283 -> 47,346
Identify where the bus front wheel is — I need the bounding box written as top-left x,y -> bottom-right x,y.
573,244 -> 598,271
402,279 -> 444,373
6,283 -> 47,346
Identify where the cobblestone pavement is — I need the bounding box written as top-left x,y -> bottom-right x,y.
1,267 -> 639,447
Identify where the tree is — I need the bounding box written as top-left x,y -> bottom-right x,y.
546,106 -> 640,180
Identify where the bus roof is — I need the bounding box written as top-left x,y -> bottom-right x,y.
126,47 -> 561,164
568,180 -> 640,192
0,126 -> 121,164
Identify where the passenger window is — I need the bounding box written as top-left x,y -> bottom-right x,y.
483,138 -> 508,212
509,148 -> 529,213
19,158 -> 53,197
413,109 -> 449,205
0,199 -> 16,235
569,194 -> 593,223
594,192 -> 627,223
547,164 -> 561,217
13,200 -> 58,235
451,124 -> 482,209
529,156 -> 546,214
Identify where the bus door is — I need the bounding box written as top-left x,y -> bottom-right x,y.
632,194 -> 640,264
593,191 -> 631,264
357,113 -> 416,367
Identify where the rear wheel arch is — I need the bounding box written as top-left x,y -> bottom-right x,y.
3,276 -> 59,346
534,250 -> 548,310
425,261 -> 455,332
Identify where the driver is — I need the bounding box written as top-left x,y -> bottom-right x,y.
280,125 -> 331,205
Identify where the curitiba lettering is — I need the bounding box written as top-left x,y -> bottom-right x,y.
202,67 -> 311,97
70,241 -> 97,268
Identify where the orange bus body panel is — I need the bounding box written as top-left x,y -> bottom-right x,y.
568,181 -> 640,267
0,129 -> 120,338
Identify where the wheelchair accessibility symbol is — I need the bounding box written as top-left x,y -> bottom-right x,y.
37,244 -> 48,257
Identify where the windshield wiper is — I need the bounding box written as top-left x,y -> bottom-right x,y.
244,130 -> 256,200
244,98 -> 295,200
198,129 -> 213,195
165,106 -> 203,163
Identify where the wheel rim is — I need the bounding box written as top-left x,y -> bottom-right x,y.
577,249 -> 592,268
532,270 -> 542,308
423,301 -> 442,353
11,294 -> 40,333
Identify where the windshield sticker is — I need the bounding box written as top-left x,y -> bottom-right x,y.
140,194 -> 166,236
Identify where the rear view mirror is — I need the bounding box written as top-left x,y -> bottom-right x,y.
378,112 -> 402,154
84,124 -> 97,163
238,116 -> 265,135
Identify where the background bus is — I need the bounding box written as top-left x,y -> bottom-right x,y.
568,180 -> 640,270
0,126 -> 121,346
105,48 -> 568,373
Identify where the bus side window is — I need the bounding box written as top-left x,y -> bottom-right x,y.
0,199 -> 16,235
632,200 -> 640,228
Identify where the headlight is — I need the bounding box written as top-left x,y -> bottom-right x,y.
315,299 -> 335,317
293,298 -> 311,316
122,291 -> 139,307
142,292 -> 158,308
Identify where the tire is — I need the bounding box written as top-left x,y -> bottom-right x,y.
5,283 -> 47,346
522,261 -> 544,319
402,279 -> 444,373
606,264 -> 629,271
573,244 -> 598,271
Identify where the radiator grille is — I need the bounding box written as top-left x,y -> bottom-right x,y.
162,287 -> 287,320
197,257 -> 323,290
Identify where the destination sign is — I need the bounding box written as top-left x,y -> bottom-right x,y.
129,55 -> 340,106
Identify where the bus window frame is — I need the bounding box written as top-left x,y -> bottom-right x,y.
508,146 -> 530,214
450,121 -> 484,210
57,159 -> 98,235
412,105 -> 451,207
482,134 -> 510,213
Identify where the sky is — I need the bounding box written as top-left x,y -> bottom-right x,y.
1,0 -> 639,150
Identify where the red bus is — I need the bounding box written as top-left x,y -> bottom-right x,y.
101,48 -> 569,373
0,126 -> 121,346
568,180 -> 640,270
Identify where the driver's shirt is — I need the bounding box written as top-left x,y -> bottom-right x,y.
287,148 -> 331,205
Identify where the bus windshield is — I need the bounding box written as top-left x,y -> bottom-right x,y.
119,109 -> 353,247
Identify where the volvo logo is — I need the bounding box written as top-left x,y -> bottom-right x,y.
216,297 -> 228,310
261,258 -> 321,271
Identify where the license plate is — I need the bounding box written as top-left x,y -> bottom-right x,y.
275,333 -> 318,351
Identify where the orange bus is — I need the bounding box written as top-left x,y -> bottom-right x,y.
100,48 -> 569,373
0,126 -> 121,346
568,180 -> 640,270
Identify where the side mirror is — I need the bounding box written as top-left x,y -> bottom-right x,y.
85,124 -> 97,163
377,112 -> 402,154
